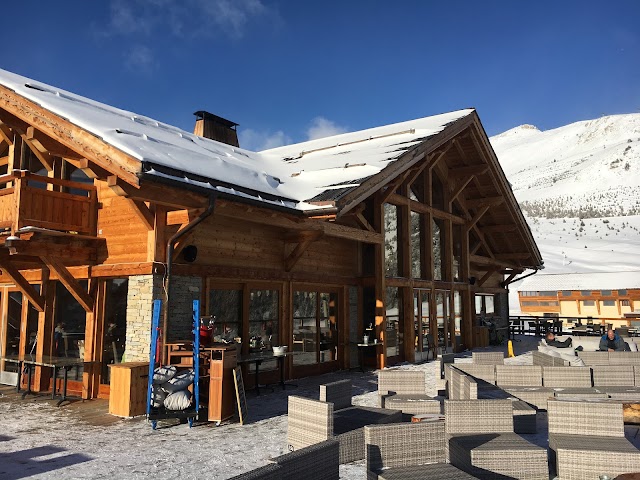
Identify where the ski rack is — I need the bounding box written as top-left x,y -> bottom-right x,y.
146,299 -> 201,430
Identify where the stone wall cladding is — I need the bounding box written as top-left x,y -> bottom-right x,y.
124,274 -> 163,362
167,276 -> 202,342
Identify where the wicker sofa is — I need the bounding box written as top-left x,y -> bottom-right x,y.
229,439 -> 339,480
364,421 -> 476,480
548,399 -> 640,479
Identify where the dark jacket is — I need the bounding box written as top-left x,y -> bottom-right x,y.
547,337 -> 572,348
599,333 -> 626,351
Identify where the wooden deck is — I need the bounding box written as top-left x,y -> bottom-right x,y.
0,383 -> 140,427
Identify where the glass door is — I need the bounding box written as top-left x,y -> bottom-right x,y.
435,290 -> 453,353
292,289 -> 339,367
413,289 -> 431,362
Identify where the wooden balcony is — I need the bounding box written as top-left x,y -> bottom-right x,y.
0,170 -> 97,236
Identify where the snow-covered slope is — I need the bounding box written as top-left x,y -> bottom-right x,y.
490,114 -> 640,312
492,114 -> 640,218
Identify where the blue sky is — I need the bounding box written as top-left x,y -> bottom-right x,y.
1,1 -> 639,151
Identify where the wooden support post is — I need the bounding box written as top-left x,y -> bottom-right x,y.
34,268 -> 54,392
42,257 -> 94,312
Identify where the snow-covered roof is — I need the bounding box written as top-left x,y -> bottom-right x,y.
518,271 -> 640,291
0,68 -> 473,213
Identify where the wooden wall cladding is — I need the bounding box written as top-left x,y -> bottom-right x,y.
96,182 -> 149,264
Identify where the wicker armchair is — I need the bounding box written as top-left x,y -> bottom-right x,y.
228,439 -> 339,480
472,351 -> 504,365
444,399 -> 548,479
377,370 -> 440,415
548,399 -> 640,479
287,395 -> 402,464
364,421 -> 476,480
270,439 -> 339,480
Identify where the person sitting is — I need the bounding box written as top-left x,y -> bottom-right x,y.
545,332 -> 572,348
599,329 -> 630,352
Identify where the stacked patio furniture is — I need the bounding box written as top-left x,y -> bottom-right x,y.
548,399 -> 640,479
377,370 -> 441,416
287,380 -> 402,463
364,421 -> 476,479
471,351 -> 504,365
229,439 -> 339,480
444,399 -> 548,479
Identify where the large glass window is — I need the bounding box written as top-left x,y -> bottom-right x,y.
293,290 -> 338,366
384,204 -> 399,277
385,287 -> 402,359
413,289 -> 430,356
432,219 -> 444,281
101,279 -> 128,384
454,291 -> 463,351
208,288 -> 242,343
452,225 -> 462,282
410,211 -> 422,279
55,282 -> 87,360
319,293 -> 337,364
249,289 -> 279,370
293,291 -> 318,366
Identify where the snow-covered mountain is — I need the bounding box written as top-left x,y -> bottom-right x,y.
489,114 -> 640,312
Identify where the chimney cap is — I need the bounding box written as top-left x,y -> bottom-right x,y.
193,110 -> 239,129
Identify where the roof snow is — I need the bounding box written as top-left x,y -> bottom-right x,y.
518,271 -> 640,291
0,68 -> 473,213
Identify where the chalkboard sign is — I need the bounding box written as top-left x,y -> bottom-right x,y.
233,366 -> 248,425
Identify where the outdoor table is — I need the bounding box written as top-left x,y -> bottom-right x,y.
0,354 -> 85,406
238,351 -> 298,395
354,341 -> 380,373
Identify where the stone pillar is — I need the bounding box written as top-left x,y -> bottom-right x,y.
124,274 -> 163,362
494,291 -> 510,329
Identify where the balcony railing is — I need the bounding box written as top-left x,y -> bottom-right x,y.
0,170 -> 97,236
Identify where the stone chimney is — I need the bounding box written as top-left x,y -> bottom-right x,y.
193,111 -> 239,147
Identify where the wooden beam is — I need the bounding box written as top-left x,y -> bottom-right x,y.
449,165 -> 488,179
108,175 -> 207,210
467,196 -> 504,208
0,122 -> 13,145
470,254 -> 515,270
127,199 -> 154,230
0,257 -> 45,311
166,208 -> 205,225
465,205 -> 491,232
215,200 -> 383,244
477,269 -> 496,287
449,175 -> 474,205
6,238 -> 98,263
387,192 -> 466,225
354,212 -> 375,232
379,170 -> 411,205
42,256 -> 94,312
0,88 -> 140,186
494,253 -> 532,260
482,224 -> 518,234
285,235 -> 320,272
25,126 -> 83,160
76,158 -> 114,180
21,134 -> 53,171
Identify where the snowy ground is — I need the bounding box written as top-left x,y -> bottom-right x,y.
1,336 -> 639,479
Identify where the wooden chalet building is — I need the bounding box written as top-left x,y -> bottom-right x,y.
518,271 -> 640,326
0,68 -> 542,399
